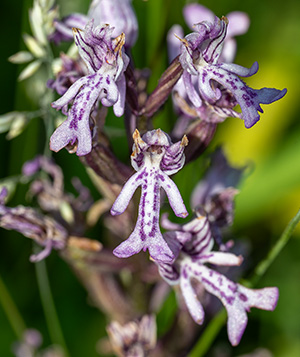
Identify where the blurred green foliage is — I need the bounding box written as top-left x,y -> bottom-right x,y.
1,0 -> 300,356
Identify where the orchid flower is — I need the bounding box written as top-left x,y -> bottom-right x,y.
182,4 -> 250,63
158,215 -> 279,346
51,0 -> 138,48
50,20 -> 129,156
167,5 -> 251,132
107,315 -> 157,357
191,148 -> 243,231
0,188 -> 67,262
178,16 -> 286,128
110,129 -> 188,263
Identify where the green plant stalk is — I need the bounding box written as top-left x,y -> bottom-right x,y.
250,208 -> 300,286
42,44 -> 55,158
188,310 -> 227,357
0,273 -> 26,339
35,257 -> 70,357
188,209 -> 300,357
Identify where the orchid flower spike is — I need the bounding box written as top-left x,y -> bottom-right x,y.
50,20 -> 129,156
110,129 -> 188,263
158,215 -> 279,346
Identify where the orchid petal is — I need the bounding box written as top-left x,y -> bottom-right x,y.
197,265 -> 279,346
199,251 -> 243,266
220,61 -> 259,77
110,171 -> 143,216
226,12 -> 250,38
180,264 -> 205,324
51,76 -> 89,110
50,73 -> 103,156
113,74 -> 126,117
197,64 -> 286,128
167,25 -> 184,62
183,71 -> 202,107
183,4 -> 214,30
159,173 -> 188,218
202,17 -> 228,64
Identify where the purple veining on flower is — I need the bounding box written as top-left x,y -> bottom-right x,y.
183,4 -> 250,63
178,16 -> 287,128
158,214 -> 279,346
0,188 -> 67,262
110,129 -> 188,263
50,20 -> 129,156
167,14 -> 247,134
50,0 -> 138,48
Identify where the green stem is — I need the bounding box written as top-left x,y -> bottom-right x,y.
0,273 -> 26,339
188,310 -> 227,357
41,36 -> 55,157
188,209 -> 300,356
250,208 -> 300,286
35,257 -> 70,357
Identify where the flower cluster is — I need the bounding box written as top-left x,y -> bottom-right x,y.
1,0 -> 289,354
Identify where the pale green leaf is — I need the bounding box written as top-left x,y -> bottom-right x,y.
18,60 -> 42,81
8,51 -> 34,64
23,34 -> 46,58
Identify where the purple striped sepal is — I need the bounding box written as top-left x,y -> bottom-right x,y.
110,129 -> 188,263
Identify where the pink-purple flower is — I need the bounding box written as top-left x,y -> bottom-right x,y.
50,20 -> 129,156
178,15 -> 286,128
158,214 -> 279,346
168,5 -> 286,129
51,0 -> 138,48
0,188 -> 67,262
110,129 -> 188,263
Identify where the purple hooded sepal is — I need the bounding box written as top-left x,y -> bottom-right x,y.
183,4 -> 250,63
178,16 -> 287,129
